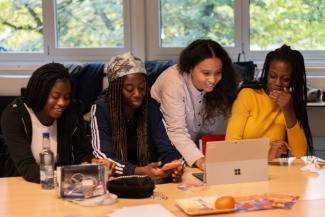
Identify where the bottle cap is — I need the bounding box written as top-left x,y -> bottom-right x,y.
43,132 -> 50,138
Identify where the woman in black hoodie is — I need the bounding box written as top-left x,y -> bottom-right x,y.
1,63 -> 114,183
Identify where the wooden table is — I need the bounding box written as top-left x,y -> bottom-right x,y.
1,158 -> 325,217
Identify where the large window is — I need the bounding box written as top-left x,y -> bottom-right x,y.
0,0 -> 129,62
147,0 -> 325,66
250,0 -> 325,51
0,0 -> 43,52
55,0 -> 124,48
160,0 -> 235,48
0,0 -> 324,67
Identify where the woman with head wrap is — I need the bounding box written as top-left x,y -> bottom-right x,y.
91,52 -> 183,181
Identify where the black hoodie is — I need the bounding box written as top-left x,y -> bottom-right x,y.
0,98 -> 94,183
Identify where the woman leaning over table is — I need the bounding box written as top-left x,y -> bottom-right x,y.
90,52 -> 184,182
226,45 -> 313,161
0,63 -> 114,183
151,39 -> 238,170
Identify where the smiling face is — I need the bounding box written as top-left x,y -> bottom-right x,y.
122,73 -> 146,109
37,79 -> 71,125
190,57 -> 222,92
266,60 -> 292,94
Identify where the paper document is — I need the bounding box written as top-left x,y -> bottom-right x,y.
107,204 -> 175,217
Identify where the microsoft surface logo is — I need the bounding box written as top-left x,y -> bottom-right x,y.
234,168 -> 241,175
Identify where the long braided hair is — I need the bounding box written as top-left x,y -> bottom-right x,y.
105,76 -> 149,165
259,45 -> 314,155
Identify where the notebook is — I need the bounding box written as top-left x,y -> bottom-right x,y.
193,138 -> 270,185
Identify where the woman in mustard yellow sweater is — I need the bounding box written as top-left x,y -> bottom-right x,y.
226,45 -> 313,161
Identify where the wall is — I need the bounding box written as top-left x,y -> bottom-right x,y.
0,75 -> 29,96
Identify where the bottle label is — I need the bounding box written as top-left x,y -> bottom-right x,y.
45,165 -> 54,178
44,154 -> 52,165
40,170 -> 46,181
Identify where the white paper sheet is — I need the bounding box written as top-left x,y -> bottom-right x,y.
107,204 -> 175,217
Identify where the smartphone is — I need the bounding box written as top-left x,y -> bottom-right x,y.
192,172 -> 204,181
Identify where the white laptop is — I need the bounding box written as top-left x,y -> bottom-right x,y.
194,138 -> 270,185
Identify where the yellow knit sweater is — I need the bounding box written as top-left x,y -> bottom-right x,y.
226,88 -> 307,158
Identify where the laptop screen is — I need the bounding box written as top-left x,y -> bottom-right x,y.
204,138 -> 270,185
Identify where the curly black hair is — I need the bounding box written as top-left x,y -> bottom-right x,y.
178,39 -> 238,120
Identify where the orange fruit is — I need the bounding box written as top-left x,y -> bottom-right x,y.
214,196 -> 236,210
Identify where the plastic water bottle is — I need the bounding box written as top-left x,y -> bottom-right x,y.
39,132 -> 54,189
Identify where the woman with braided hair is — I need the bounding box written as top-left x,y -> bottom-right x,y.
1,63 -> 114,183
91,52 -> 183,181
226,45 -> 313,161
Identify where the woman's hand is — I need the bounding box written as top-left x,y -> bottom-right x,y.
91,158 -> 115,175
269,87 -> 293,110
195,157 -> 205,170
269,87 -> 297,128
161,159 -> 185,182
268,140 -> 289,161
134,162 -> 168,180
